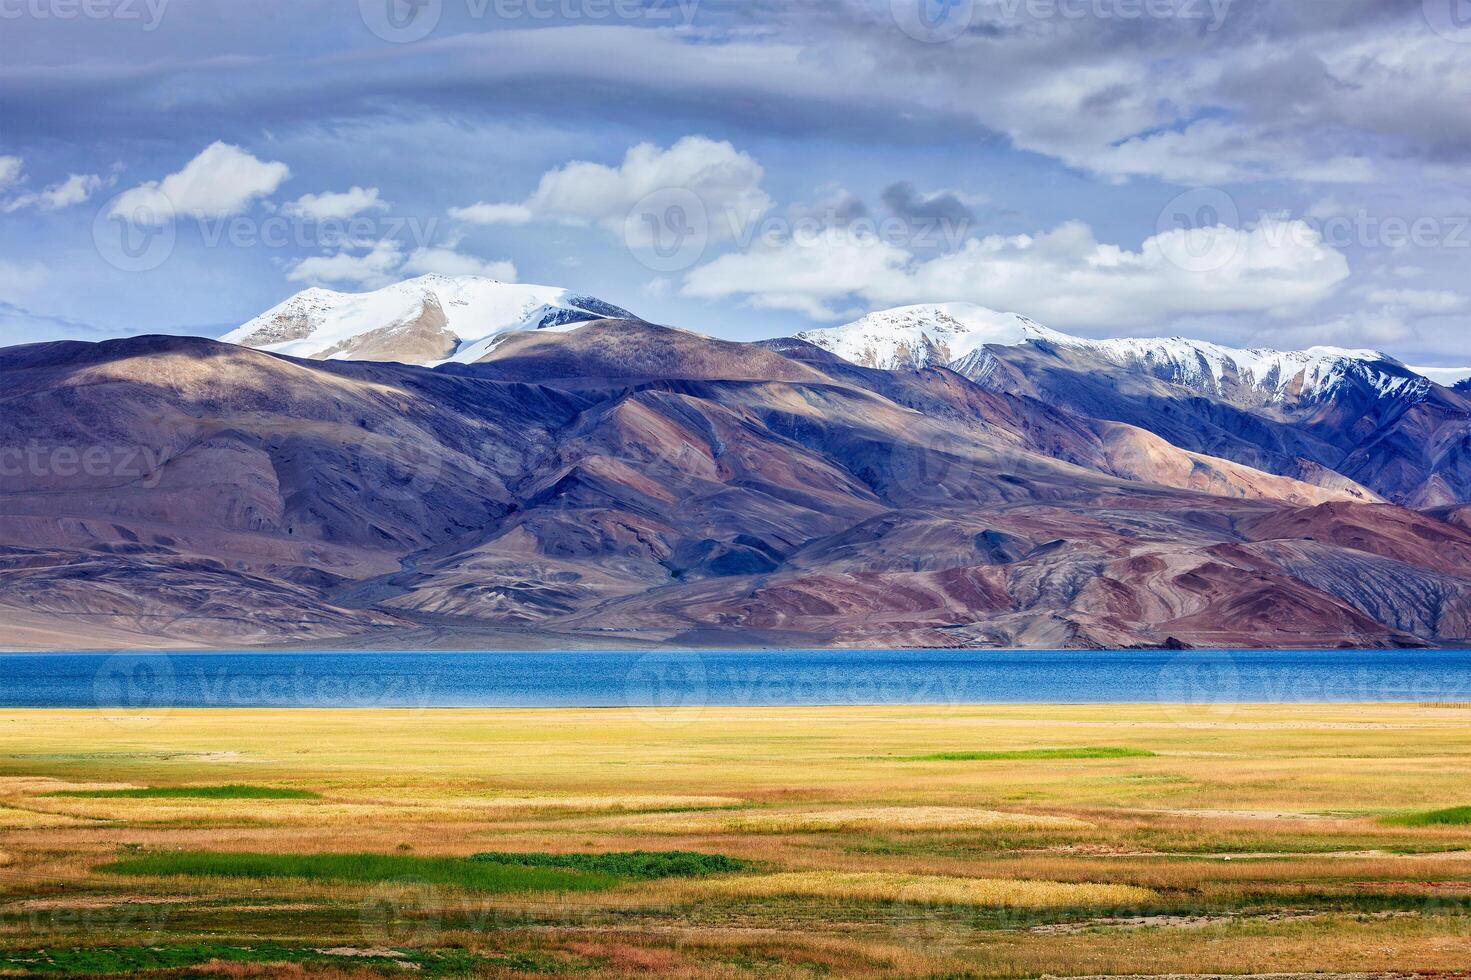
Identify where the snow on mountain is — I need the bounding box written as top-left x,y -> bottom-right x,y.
804,303 -> 1432,404
222,275 -> 638,366
1049,334 -> 1429,403
795,303 -> 1065,370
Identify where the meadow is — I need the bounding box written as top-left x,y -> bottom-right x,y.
1,704 -> 1471,977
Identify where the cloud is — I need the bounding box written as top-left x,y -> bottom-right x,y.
881,182 -> 978,229
790,186 -> 869,227
4,6 -> 1467,190
111,142 -> 290,222
1363,289 -> 1466,314
685,230 -> 913,320
450,136 -> 772,245
684,217 -> 1350,331
1,172 -> 106,213
287,240 -> 517,288
37,173 -> 105,209
282,186 -> 388,221
287,240 -> 403,288
0,157 -> 22,190
400,246 -> 516,281
1276,308 -> 1414,349
0,155 -> 104,212
1080,120 -> 1376,186
0,259 -> 49,301
448,202 -> 532,225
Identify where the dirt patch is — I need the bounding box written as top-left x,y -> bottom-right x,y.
1033,910 -> 1419,936
1048,975 -> 1439,980
312,948 -> 408,959
1031,911 -> 1324,935
1134,808 -> 1338,821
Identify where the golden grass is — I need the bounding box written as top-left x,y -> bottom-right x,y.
411,794 -> 746,812
0,804 -> 89,828
28,794 -> 744,827
0,776 -> 139,794
619,806 -> 1089,833
686,871 -> 1156,908
4,703 -> 1471,977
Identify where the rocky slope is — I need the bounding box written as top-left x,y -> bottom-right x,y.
806,304 -> 1471,508
3,321 -> 1468,651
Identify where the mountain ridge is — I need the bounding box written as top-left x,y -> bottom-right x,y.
2,324 -> 1464,652
222,274 -> 639,366
801,302 -> 1424,403
9,283 -> 1471,650
798,302 -> 1471,508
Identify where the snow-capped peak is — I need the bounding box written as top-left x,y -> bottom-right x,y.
1042,334 -> 1422,402
801,303 -> 1431,405
795,303 -> 1067,370
223,275 -> 638,366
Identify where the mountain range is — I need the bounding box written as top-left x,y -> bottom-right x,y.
6,276 -> 1471,652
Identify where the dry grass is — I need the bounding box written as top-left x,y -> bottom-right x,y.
684,871 -> 1156,908
3,703 -> 1471,977
619,806 -> 1089,833
0,804 -> 90,827
409,794 -> 746,812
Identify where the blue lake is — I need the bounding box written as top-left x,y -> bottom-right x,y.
1,649 -> 1470,709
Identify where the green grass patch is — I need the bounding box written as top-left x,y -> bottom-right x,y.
893,747 -> 1156,762
46,784 -> 319,800
99,850 -> 620,893
469,849 -> 750,879
0,943 -> 507,977
1382,805 -> 1471,827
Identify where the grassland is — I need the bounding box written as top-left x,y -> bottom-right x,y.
2,704 -> 1471,977
893,747 -> 1157,762
44,785 -> 319,801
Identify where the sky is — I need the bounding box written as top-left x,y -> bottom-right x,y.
3,0 -> 1471,364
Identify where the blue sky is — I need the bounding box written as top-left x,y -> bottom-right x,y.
3,0 -> 1471,363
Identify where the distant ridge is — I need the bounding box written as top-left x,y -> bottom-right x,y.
222,274 -> 639,366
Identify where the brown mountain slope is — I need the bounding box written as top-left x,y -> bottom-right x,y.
954,337 -> 1471,507
0,326 -> 1463,650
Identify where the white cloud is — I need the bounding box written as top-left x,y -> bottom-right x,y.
287,240 -> 403,288
1082,120 -> 1376,186
1,172 -> 106,213
0,259 -> 48,291
1277,308 -> 1414,349
111,142 -> 290,222
0,157 -> 22,190
37,173 -> 104,210
448,202 -> 532,225
283,186 -> 388,221
286,240 -> 516,288
450,136 -> 772,245
1363,289 -> 1466,313
684,217 -> 1350,331
400,246 -> 516,281
407,24 -> 1395,189
685,230 -> 911,320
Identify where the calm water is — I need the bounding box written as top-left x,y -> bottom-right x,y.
0,649 -> 1469,709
